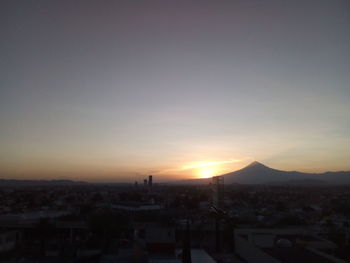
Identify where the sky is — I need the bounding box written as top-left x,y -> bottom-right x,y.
1,0 -> 350,182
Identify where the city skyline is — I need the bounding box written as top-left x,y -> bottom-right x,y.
1,0 -> 350,182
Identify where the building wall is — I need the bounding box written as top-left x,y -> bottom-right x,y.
235,234 -> 280,263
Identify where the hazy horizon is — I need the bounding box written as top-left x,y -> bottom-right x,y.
1,159 -> 350,183
1,0 -> 350,182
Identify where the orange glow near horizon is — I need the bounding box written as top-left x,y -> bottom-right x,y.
179,158 -> 250,179
181,159 -> 244,170
197,167 -> 216,178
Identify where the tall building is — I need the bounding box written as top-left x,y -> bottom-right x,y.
148,175 -> 153,187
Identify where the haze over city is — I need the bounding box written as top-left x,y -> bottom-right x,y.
1,0 -> 350,182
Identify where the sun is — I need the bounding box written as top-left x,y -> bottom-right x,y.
182,160 -> 231,179
198,167 -> 215,178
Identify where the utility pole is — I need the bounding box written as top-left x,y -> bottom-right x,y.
211,176 -> 225,252
182,219 -> 192,263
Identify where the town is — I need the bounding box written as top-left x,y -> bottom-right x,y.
0,177 -> 349,262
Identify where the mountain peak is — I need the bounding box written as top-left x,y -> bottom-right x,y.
219,161 -> 350,185
246,161 -> 266,168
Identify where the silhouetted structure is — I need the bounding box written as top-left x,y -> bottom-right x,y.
182,220 -> 192,263
211,176 -> 224,252
144,179 -> 148,186
212,176 -> 224,209
148,175 -> 153,188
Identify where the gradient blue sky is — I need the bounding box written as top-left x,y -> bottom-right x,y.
1,0 -> 350,181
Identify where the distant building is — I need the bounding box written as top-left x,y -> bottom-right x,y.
0,210 -> 70,227
112,202 -> 161,212
148,175 -> 153,188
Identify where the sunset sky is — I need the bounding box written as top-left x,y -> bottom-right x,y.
1,0 -> 350,182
